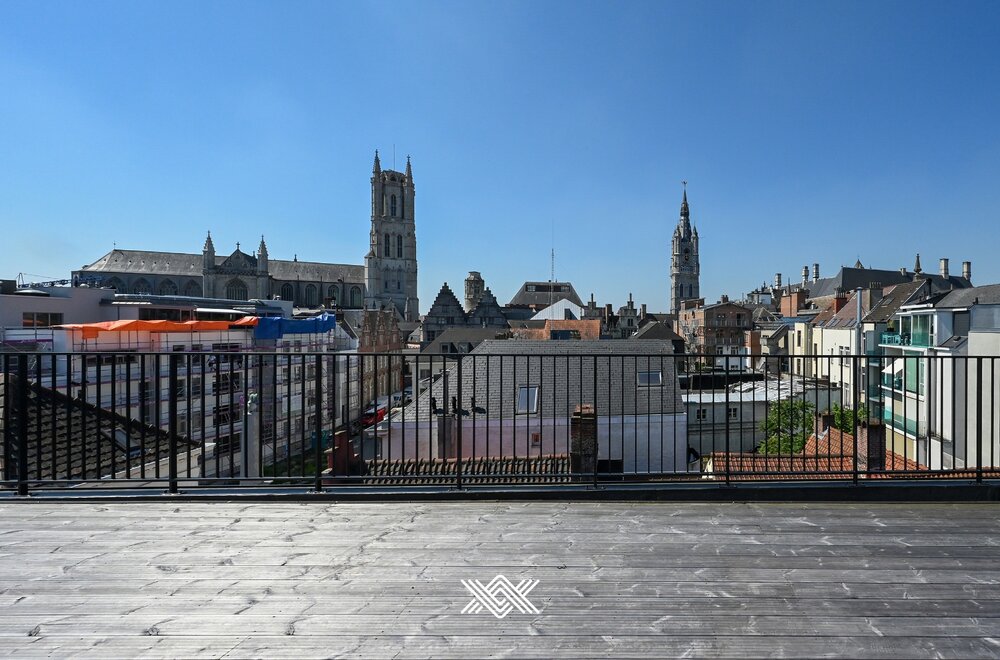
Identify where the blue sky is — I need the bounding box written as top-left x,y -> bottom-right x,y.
2,1 -> 998,311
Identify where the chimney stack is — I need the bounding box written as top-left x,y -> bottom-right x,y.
812,263 -> 820,282
963,261 -> 972,282
640,303 -> 647,319
774,273 -> 782,289
720,294 -> 729,303
801,266 -> 809,286
939,258 -> 949,279
900,267 -> 907,276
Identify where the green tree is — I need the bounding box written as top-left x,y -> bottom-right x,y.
757,399 -> 815,454
831,403 -> 869,433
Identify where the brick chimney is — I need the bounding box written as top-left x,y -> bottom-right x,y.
832,290 -> 849,313
780,289 -> 808,318
720,294 -> 729,304
640,303 -> 647,319
858,421 -> 886,472
813,412 -> 835,439
570,404 -> 597,474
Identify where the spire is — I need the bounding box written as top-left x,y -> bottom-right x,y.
373,149 -> 381,174
913,253 -> 922,275
258,234 -> 268,257
405,155 -> 412,182
203,231 -> 215,253
680,181 -> 690,221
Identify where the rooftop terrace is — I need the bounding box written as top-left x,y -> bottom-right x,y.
1,500 -> 999,658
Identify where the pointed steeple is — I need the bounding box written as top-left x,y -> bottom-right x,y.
405,155 -> 412,182
680,182 -> 690,221
373,149 -> 381,174
913,253 -> 922,275
203,231 -> 215,253
258,234 -> 268,258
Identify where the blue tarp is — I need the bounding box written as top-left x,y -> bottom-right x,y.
254,312 -> 337,340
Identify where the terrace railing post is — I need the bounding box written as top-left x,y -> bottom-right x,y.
724,361 -> 731,486
976,357 -> 983,484
16,357 -> 29,497
456,356 -> 463,490
167,353 -> 179,494
314,354 -> 324,494
593,355 -> 599,489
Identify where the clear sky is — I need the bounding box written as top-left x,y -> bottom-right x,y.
2,1 -> 998,311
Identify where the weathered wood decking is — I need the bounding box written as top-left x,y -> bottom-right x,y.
1,501 -> 999,658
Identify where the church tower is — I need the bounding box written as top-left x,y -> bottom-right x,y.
670,184 -> 700,315
365,151 -> 419,320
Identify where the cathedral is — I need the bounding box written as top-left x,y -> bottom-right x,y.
73,152 -> 420,322
670,185 -> 701,315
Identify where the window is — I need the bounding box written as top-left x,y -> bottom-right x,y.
516,386 -> 539,414
350,287 -> 362,307
226,279 -> 248,301
390,195 -> 397,217
384,233 -> 391,256
728,407 -> 738,420
158,280 -> 178,296
695,408 -> 707,421
214,372 -> 241,395
21,312 -> 64,328
327,285 -> 338,306
397,235 -> 403,258
637,371 -> 662,387
280,283 -> 294,301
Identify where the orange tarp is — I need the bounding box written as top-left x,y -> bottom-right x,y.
57,317 -> 259,340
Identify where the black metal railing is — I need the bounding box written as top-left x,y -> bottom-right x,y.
1,350 -> 998,493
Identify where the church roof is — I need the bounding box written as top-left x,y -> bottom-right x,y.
267,259 -> 363,284
79,250 -> 205,277
77,249 -> 364,284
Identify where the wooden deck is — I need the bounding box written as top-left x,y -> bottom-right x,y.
1,500 -> 999,658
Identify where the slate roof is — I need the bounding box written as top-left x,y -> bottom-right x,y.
0,375 -> 196,482
398,340 -> 684,422
934,284 -> 1000,308
800,267 -> 970,300
864,281 -> 929,323
79,249 -> 364,283
420,327 -> 508,355
266,259 -> 364,283
79,250 -> 205,277
631,321 -> 684,342
507,281 -> 584,308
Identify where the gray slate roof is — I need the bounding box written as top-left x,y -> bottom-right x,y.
631,321 -> 684,342
399,340 -> 684,422
934,284 -> 1000,308
507,281 -> 584,308
79,249 -> 364,283
864,281 -> 929,323
801,267 -> 970,300
420,328 -> 508,355
80,250 -> 204,277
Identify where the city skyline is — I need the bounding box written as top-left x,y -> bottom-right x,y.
2,1 -> 999,310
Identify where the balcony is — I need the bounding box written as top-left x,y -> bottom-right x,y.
880,331 -> 910,346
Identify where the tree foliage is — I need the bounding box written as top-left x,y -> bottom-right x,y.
757,399 -> 815,454
831,403 -> 869,433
